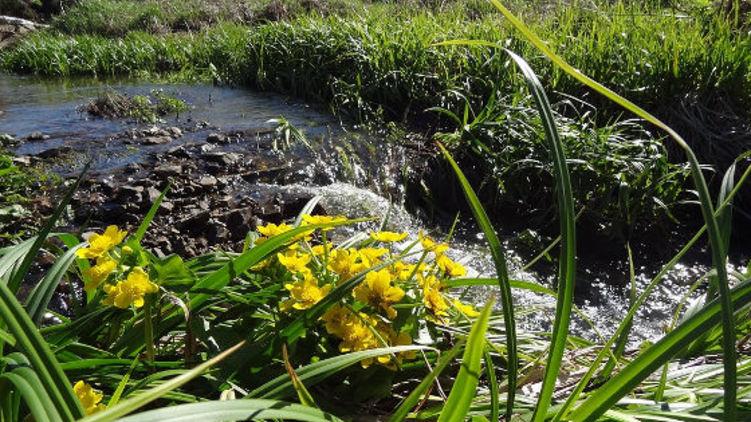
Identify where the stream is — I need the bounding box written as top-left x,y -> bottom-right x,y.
1,74 -> 744,346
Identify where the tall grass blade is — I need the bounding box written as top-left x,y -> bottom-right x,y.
437,298 -> 494,422
112,399 -> 345,422
134,181 -> 170,243
0,280 -> 85,420
388,340 -> 465,422
80,341 -> 246,422
7,163 -> 88,293
250,345 -> 428,400
1,353 -> 61,422
485,2 -> 736,417
437,143 -> 517,419
501,49 -> 577,422
568,277 -> 751,421
25,244 -> 85,326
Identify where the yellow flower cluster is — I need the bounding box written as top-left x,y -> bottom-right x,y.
76,226 -> 158,309
73,381 -> 105,415
255,215 -> 480,369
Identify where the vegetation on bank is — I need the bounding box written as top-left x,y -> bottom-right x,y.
1,1 -> 751,421
2,1 -> 749,231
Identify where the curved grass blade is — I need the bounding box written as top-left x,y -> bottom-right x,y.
387,340 -> 465,422
568,277 -> 751,422
483,348 -> 500,422
0,368 -> 59,422
437,143 -> 517,419
502,49 -> 577,422
133,181 -> 170,243
484,2 -> 736,418
7,162 -> 89,293
444,277 -> 556,296
25,243 -> 85,326
437,298 -> 494,422
282,343 -> 318,408
80,341 -> 245,422
113,399 -> 344,422
0,281 -> 85,420
250,345 -> 428,400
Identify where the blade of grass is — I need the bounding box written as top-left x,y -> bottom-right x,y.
437,143 -> 517,420
387,340 -> 465,422
133,181 -> 170,243
112,399 -> 345,422
0,280 -> 85,420
484,2 -> 736,418
569,277 -> 751,421
25,244 -> 85,326
437,298 -> 494,422
80,341 -> 245,422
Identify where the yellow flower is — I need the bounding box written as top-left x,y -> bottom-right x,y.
418,274 -> 442,290
436,255 -> 467,278
357,248 -> 388,266
277,252 -> 312,274
76,226 -> 127,259
73,381 -> 105,415
327,249 -> 358,280
302,214 -> 346,232
368,321 -> 416,370
370,231 -> 408,243
256,222 -> 294,238
281,274 -> 331,311
419,231 -> 449,256
452,299 -> 480,317
423,285 -> 449,317
82,256 -> 117,291
311,243 -> 333,256
337,312 -> 380,356
353,269 -> 405,319
102,267 -> 158,309
321,304 -> 354,336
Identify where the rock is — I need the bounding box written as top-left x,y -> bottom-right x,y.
11,156 -> 31,166
26,131 -> 49,141
0,133 -> 15,146
167,126 -> 183,137
143,136 -> 172,145
206,133 -> 225,143
198,175 -> 218,187
0,16 -> 47,49
202,151 -> 238,166
146,187 -> 161,203
153,164 -> 183,177
35,146 -> 71,159
160,201 -> 175,212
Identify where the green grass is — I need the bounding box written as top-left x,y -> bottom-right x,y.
6,1 -> 746,229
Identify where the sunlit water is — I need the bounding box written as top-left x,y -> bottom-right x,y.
1,75 -> 742,345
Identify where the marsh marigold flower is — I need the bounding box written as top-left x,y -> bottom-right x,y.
76,225 -> 127,259
281,274 -> 331,311
277,252 -> 312,274
102,267 -> 158,309
436,255 -> 467,278
74,381 -> 105,415
423,285 -> 449,317
302,214 -> 346,231
452,299 -> 480,317
353,269 -> 405,319
370,231 -> 408,243
82,256 -> 117,291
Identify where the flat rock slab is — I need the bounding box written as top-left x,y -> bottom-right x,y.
0,15 -> 46,49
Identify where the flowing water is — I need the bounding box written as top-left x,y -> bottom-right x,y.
1,74 -> 743,345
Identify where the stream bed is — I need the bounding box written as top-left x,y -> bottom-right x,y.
1,74 -> 743,346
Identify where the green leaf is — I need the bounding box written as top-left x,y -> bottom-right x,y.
152,254 -> 194,287
437,298 -> 494,422
134,181 -> 170,243
437,143 -> 517,419
112,399 -> 344,422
